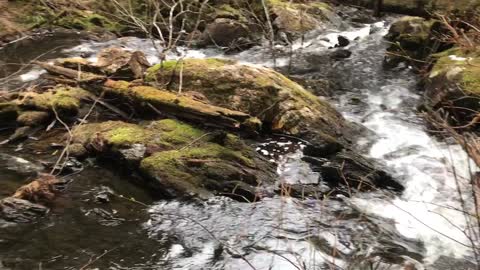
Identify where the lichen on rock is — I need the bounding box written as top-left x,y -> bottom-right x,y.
146,58 -> 351,148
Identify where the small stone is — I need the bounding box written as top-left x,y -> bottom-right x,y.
336,35 -> 350,47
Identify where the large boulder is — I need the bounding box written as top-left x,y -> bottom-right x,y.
146,58 -> 352,151
384,16 -> 438,67
200,18 -> 255,50
268,0 -> 336,38
424,47 -> 480,127
72,119 -> 276,201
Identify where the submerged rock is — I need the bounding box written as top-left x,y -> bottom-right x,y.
146,58 -> 352,149
72,119 -> 276,201
311,151 -> 404,192
0,154 -> 43,176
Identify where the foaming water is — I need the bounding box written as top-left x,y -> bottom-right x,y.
322,22 -> 477,264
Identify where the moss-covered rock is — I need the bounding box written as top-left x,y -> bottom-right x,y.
384,16 -> 438,66
72,119 -> 276,200
200,18 -> 254,50
146,58 -> 350,149
425,47 -> 480,127
19,86 -> 92,115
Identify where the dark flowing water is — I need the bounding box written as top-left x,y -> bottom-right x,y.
0,12 -> 478,270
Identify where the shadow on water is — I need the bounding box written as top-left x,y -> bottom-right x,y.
0,157 -> 165,270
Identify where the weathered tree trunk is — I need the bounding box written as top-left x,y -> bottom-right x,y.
103,80 -> 259,131
33,61 -> 106,83
373,0 -> 383,17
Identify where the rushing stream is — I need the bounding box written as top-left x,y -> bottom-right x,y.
0,9 -> 478,270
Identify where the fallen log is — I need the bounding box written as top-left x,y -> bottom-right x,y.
32,61 -> 261,131
102,80 -> 261,131
33,61 -> 106,83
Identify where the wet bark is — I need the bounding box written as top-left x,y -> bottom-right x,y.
33,61 -> 106,82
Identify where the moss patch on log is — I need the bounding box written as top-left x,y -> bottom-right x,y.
146,58 -> 349,145
103,79 -> 258,130
19,86 -> 91,115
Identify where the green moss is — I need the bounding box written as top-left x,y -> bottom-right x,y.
147,119 -> 204,147
140,142 -> 255,180
429,48 -> 480,95
147,58 -> 235,81
72,121 -> 140,145
106,80 -> 131,90
20,86 -> 90,114
106,126 -> 152,146
104,82 -> 249,124
145,57 -> 345,138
